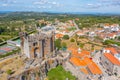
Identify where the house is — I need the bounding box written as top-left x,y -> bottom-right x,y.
103,24 -> 111,29
89,32 -> 96,37
110,24 -> 119,32
55,33 -> 64,39
76,31 -> 85,36
96,28 -> 104,33
61,30 -> 69,35
107,33 -> 117,40
103,24 -> 120,32
99,32 -> 117,41
68,47 -> 102,79
101,47 -> 120,76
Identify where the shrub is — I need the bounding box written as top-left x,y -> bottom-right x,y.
6,69 -> 12,75
63,35 -> 69,40
70,38 -> 75,42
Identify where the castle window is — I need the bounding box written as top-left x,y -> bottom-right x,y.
33,42 -> 37,46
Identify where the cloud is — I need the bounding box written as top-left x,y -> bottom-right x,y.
0,0 -> 17,3
33,0 -> 47,5
83,0 -> 120,9
99,0 -> 120,7
52,2 -> 57,5
32,0 -> 63,10
83,3 -> 102,9
1,3 -> 8,6
33,0 -> 62,7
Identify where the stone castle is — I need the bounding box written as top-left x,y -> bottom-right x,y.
19,26 -> 55,59
8,26 -> 68,80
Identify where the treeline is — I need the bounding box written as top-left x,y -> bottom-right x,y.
75,16 -> 120,29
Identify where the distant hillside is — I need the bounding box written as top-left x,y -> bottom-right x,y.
0,12 -> 67,21
0,11 -> 120,22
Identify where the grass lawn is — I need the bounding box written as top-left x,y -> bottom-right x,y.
47,65 -> 76,80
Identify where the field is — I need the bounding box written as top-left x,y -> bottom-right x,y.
62,35 -> 103,51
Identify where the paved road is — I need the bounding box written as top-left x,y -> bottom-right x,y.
68,20 -> 80,37
73,20 -> 80,30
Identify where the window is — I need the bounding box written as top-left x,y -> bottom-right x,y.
33,42 -> 37,46
105,61 -> 109,65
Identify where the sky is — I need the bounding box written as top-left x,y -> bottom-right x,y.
0,0 -> 120,13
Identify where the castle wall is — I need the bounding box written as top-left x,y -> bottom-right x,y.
24,38 -> 30,58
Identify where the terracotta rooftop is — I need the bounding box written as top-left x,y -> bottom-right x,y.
111,24 -> 119,27
104,24 -> 119,27
84,57 -> 102,74
69,47 -> 102,74
105,47 -> 118,55
70,57 -> 87,66
55,33 -> 64,39
70,57 -> 102,74
104,23 -> 110,26
104,53 -> 120,66
80,68 -> 88,74
68,47 -> 90,58
88,62 -> 102,74
76,31 -> 84,35
84,57 -> 93,64
108,33 -> 117,37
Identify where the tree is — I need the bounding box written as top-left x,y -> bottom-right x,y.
36,23 -> 40,27
80,43 -> 84,48
6,69 -> 13,75
63,35 -> 69,40
118,36 -> 120,41
55,39 -> 61,50
70,38 -> 75,42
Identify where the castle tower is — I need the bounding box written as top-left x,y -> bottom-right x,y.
19,26 -> 55,59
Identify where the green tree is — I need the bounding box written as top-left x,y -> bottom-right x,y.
6,69 -> 13,75
55,39 -> 61,50
36,23 -> 40,27
63,35 -> 69,40
118,36 -> 120,41
70,38 -> 75,42
80,43 -> 84,48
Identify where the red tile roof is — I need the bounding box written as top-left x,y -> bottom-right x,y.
80,68 -> 88,74
69,47 -> 102,74
55,34 -> 64,39
68,47 -> 90,58
88,62 -> 102,74
105,47 -> 117,55
70,57 -> 87,66
104,53 -> 120,65
70,57 -> 102,74
84,57 -> 102,74
108,33 -> 117,37
104,23 -> 110,26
